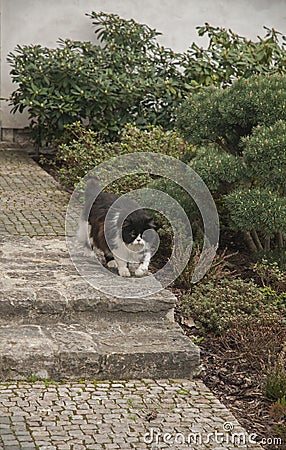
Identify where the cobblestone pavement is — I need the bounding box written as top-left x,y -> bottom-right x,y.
0,150 -> 69,237
0,379 -> 263,450
0,146 -> 264,449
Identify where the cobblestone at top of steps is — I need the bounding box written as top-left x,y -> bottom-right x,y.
0,148 -> 68,237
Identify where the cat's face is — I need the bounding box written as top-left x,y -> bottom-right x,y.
121,212 -> 156,248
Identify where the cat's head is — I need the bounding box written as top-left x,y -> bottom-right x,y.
122,211 -> 157,247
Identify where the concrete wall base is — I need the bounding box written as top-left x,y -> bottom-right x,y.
1,127 -> 32,146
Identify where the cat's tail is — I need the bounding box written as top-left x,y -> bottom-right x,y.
82,177 -> 101,221
77,177 -> 101,246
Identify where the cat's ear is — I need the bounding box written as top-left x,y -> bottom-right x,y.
147,218 -> 158,230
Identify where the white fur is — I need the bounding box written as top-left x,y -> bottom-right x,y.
111,234 -> 151,277
128,263 -> 140,273
135,250 -> 151,277
127,235 -> 145,252
117,264 -> 131,277
78,218 -> 151,277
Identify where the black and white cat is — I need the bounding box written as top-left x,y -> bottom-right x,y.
77,178 -> 157,277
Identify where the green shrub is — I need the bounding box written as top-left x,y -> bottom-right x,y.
243,121 -> 286,194
176,74 -> 286,254
225,188 -> 286,238
182,24 -> 286,87
54,122 -> 191,190
177,74 -> 286,153
190,146 -> 245,192
265,351 -> 286,402
8,12 -> 186,145
8,12 -> 286,146
180,278 -> 285,335
252,259 -> 286,290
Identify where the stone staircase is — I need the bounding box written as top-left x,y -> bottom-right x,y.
0,235 -> 199,381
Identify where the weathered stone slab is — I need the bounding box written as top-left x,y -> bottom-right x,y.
0,235 -> 199,380
0,320 -> 199,381
0,236 -> 175,321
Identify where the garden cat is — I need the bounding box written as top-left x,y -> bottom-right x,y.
77,178 -> 156,277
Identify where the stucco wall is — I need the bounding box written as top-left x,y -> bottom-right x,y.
1,0 -> 286,130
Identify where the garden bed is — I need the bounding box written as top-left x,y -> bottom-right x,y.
173,250 -> 286,450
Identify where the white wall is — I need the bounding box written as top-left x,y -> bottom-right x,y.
1,0 -> 286,129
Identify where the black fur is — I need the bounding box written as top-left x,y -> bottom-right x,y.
84,178 -> 156,264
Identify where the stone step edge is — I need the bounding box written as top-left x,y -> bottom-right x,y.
0,319 -> 200,381
0,289 -> 175,322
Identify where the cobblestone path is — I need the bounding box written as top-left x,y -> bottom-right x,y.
0,150 -> 68,237
0,380 -> 262,450
0,145 -> 263,449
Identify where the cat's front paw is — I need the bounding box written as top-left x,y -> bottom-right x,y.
107,259 -> 118,269
128,263 -> 139,273
118,267 -> 131,277
134,267 -> 148,277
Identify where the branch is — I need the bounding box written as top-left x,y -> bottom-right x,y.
264,236 -> 271,252
251,230 -> 263,251
277,231 -> 284,249
242,231 -> 258,253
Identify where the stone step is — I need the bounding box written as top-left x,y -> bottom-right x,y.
0,319 -> 200,381
0,278 -> 175,323
0,236 -> 175,321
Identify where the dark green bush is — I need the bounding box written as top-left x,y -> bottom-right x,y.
8,12 -> 187,145
176,74 -> 286,254
177,74 -> 286,153
190,147 -> 245,192
180,278 -> 285,335
243,121 -> 286,194
225,188 -> 286,239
